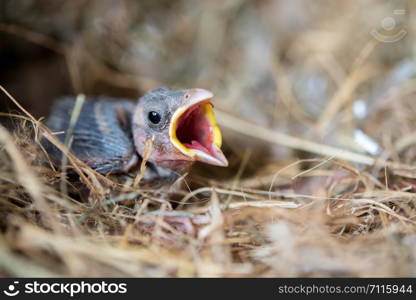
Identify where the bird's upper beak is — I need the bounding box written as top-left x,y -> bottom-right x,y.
169,88 -> 228,167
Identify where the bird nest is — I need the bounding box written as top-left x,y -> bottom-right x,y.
0,0 -> 416,277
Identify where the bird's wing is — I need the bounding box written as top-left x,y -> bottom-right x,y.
43,97 -> 138,174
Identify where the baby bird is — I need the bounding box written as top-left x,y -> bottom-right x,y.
43,87 -> 228,180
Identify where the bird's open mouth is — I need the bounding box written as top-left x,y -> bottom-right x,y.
169,89 -> 228,167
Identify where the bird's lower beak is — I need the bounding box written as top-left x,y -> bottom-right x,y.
169,88 -> 228,167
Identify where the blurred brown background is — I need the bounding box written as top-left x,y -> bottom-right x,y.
1,0 -> 415,167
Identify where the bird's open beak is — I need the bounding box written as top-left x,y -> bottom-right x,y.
169,89 -> 228,167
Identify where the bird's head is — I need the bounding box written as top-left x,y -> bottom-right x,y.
132,87 -> 228,170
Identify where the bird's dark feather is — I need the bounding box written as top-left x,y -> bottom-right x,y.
43,97 -> 137,174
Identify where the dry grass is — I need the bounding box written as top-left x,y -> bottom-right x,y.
1,0 -> 416,277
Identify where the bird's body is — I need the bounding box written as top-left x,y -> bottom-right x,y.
43,87 -> 228,180
45,97 -> 137,174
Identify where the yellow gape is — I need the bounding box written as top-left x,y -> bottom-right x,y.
169,103 -> 222,157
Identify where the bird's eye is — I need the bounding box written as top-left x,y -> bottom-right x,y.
148,111 -> 161,124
